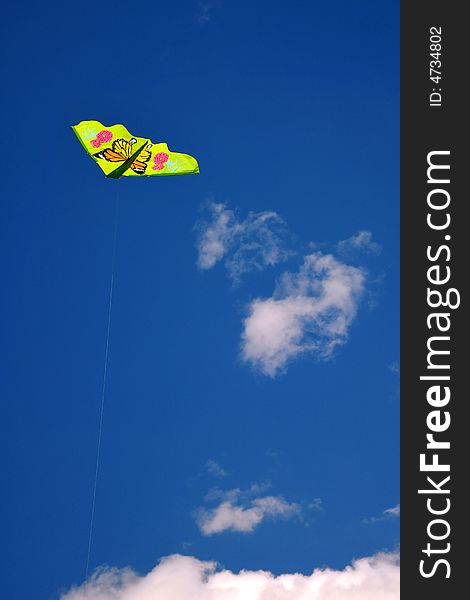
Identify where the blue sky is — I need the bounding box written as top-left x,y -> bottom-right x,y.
0,1 -> 399,598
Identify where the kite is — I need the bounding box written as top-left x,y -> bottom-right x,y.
72,120 -> 199,178
72,120 -> 200,578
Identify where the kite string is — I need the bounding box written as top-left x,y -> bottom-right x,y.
85,189 -> 120,580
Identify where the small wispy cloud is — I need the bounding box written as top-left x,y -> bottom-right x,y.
194,484 -> 301,535
364,504 -> 400,524
264,449 -> 284,459
241,252 -> 366,376
196,202 -> 291,283
388,361 -> 400,375
307,497 -> 324,511
384,504 -> 400,517
205,459 -> 227,478
61,552 -> 400,600
196,2 -> 213,23
337,230 -> 381,257
197,4 -> 210,22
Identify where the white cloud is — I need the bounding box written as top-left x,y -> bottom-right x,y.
241,252 -> 365,376
195,486 -> 301,535
364,504 -> 400,524
196,203 -> 291,282
337,230 -> 381,257
206,460 -> 228,478
60,552 -> 399,600
383,504 -> 400,518
197,203 -> 233,270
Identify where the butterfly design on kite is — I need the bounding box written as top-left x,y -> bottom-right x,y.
94,138 -> 153,175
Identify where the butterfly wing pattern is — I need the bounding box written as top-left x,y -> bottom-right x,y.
72,120 -> 199,178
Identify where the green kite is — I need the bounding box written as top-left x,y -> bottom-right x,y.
72,120 -> 199,178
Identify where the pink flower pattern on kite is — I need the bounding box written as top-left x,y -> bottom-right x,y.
90,130 -> 113,148
96,130 -> 113,143
152,152 -> 169,171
